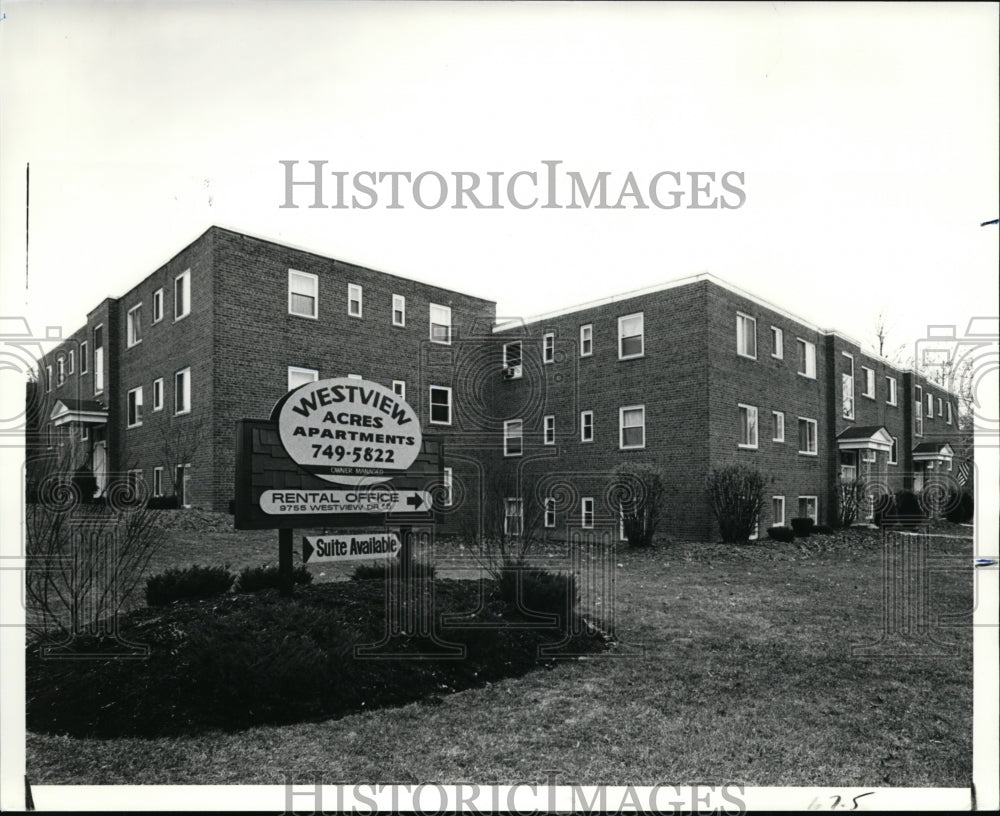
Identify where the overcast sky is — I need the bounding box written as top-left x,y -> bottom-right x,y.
1,1 -> 997,359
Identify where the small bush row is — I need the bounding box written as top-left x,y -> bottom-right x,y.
146,562 -> 314,605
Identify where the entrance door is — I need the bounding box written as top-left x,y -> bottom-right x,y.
913,463 -> 925,493
91,441 -> 107,497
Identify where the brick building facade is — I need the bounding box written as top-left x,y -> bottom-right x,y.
29,226 -> 965,540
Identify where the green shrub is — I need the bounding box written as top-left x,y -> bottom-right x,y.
706,464 -> 769,543
350,558 -> 436,582
766,525 -> 795,542
498,567 -> 578,627
945,490 -> 974,523
235,564 -> 313,592
790,517 -> 815,537
145,564 -> 235,607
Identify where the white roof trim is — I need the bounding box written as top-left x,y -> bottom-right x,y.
912,443 -> 955,462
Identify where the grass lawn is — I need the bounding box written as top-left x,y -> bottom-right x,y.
25,514 -> 973,787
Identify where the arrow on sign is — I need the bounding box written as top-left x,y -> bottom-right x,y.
406,494 -> 424,509
303,539 -> 315,564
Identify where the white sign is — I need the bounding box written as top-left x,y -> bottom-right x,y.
277,377 -> 422,485
259,489 -> 431,515
303,533 -> 400,563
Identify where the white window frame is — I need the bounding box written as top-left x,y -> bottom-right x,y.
618,312 -> 644,360
46,365 -> 52,392
80,425 -> 89,442
287,366 -> 319,392
580,324 -> 593,357
738,403 -> 759,449
153,467 -> 164,498
581,410 -> 594,442
862,366 -> 875,399
842,372 -> 855,420
67,349 -> 74,375
348,283 -> 363,318
152,377 -> 164,411
619,404 -> 646,450
93,324 -> 104,395
772,410 -> 785,443
288,269 -> 318,319
504,419 -> 523,457
429,303 -> 451,345
126,303 -> 142,348
937,397 -> 943,420
797,496 -> 818,523
429,385 -> 452,425
772,496 -> 785,527
174,269 -> 191,321
889,436 -> 898,465
392,380 -> 406,400
127,386 -> 143,428
175,463 -> 191,508
174,367 -> 191,415
56,357 -> 65,386
915,385 -> 924,437
947,402 -> 953,425
543,332 -> 555,364
152,288 -> 164,323
443,467 -> 453,507
886,376 -> 897,406
543,415 -> 555,445
797,338 -> 816,379
797,416 -> 818,455
770,326 -> 783,359
736,312 -> 757,359
926,392 -> 934,419
392,294 -> 406,327
504,497 -> 523,537
80,341 -> 88,374
581,497 -> 595,529
544,497 -> 556,529
503,340 -> 523,379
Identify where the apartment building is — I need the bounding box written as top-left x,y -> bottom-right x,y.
29,227 -> 965,540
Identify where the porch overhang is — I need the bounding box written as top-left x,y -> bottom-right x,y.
912,441 -> 954,464
836,425 -> 893,453
50,399 -> 108,427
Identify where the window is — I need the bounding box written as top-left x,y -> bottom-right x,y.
544,497 -> 556,528
80,425 -> 89,442
581,497 -> 595,529
175,463 -> 191,507
504,419 -> 523,456
581,410 -> 594,442
127,470 -> 143,495
93,325 -> 104,394
771,326 -> 783,359
152,288 -> 164,323
580,324 -> 593,357
620,405 -> 645,449
503,340 -> 523,379
797,496 -> 818,523
842,373 -> 854,419
443,467 -> 453,507
504,498 -> 523,537
80,341 -> 88,374
288,269 -> 318,318
152,378 -> 164,411
153,467 -> 164,498
544,415 -> 555,445
886,376 -> 897,406
68,350 -> 74,375
772,496 -> 785,527
862,367 -> 875,398
429,303 -> 451,344
429,385 -> 452,425
736,313 -> 756,359
926,393 -> 934,419
772,410 -> 785,442
947,402 -> 953,425
127,386 -> 143,428
937,397 -> 943,420
174,367 -> 191,415
56,357 -> 65,386
618,313 -> 644,359
798,417 -> 817,455
738,404 -> 759,449
45,365 -> 52,392
348,283 -> 363,318
889,436 -> 898,465
543,332 -> 555,364
125,304 -> 141,348
288,366 -> 318,391
392,380 -> 406,400
174,269 -> 191,320
797,339 -> 816,379
392,294 -> 406,327
914,385 -> 923,437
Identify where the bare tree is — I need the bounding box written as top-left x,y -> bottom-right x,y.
159,420 -> 207,501
462,471 -> 545,580
870,311 -> 910,365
